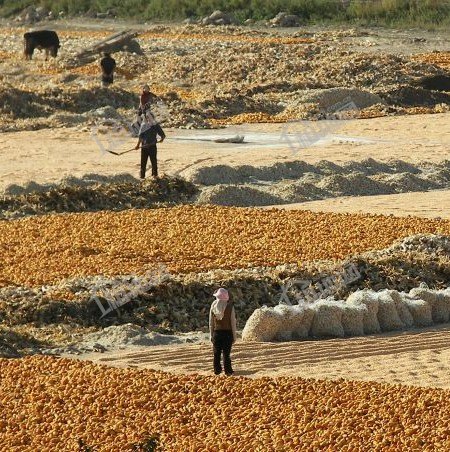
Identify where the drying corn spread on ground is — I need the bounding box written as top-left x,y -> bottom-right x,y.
0,355 -> 449,452
2,205 -> 450,287
413,51 -> 450,70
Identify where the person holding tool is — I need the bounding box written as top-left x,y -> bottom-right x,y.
135,110 -> 165,179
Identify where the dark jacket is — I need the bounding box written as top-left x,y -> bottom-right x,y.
139,124 -> 166,147
100,56 -> 116,75
209,301 -> 237,342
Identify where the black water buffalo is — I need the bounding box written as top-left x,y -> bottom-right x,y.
24,30 -> 60,60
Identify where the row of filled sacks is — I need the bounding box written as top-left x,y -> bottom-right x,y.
241,286 -> 450,342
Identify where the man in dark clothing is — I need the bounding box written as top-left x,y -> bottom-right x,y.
135,111 -> 166,179
100,52 -> 116,87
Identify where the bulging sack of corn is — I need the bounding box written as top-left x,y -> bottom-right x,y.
310,298 -> 345,338
242,305 -> 283,342
341,303 -> 366,337
347,289 -> 381,334
376,291 -> 405,332
273,303 -> 314,341
293,303 -> 315,339
440,287 -> 450,312
404,297 -> 433,327
384,289 -> 414,327
409,287 -> 449,324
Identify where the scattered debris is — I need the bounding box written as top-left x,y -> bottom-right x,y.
202,10 -> 238,26
270,12 -> 301,28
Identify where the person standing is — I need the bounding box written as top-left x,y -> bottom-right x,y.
135,111 -> 165,179
209,288 -> 237,376
99,52 -> 116,87
139,84 -> 156,114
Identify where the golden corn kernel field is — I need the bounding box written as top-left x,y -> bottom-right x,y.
1,205 -> 450,288
413,51 -> 450,70
0,356 -> 449,452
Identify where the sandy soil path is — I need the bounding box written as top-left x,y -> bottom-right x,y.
264,189 -> 450,219
71,325 -> 450,389
1,113 -> 449,191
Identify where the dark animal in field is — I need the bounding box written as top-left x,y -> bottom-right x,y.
23,30 -> 60,60
415,75 -> 450,92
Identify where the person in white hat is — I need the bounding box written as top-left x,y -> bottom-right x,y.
209,287 -> 237,375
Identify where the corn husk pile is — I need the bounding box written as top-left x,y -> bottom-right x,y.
192,158 -> 450,206
0,175 -> 198,219
0,25 -> 448,131
1,356 -> 450,450
413,52 -> 450,70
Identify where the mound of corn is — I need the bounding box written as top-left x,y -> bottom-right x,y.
1,206 -> 450,288
0,355 -> 449,451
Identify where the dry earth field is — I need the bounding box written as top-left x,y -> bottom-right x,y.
0,19 -> 450,451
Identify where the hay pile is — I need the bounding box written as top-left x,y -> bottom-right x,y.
186,159 -> 450,207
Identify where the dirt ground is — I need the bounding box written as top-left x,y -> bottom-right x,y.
1,113 -> 449,218
1,113 -> 449,185
69,323 -> 450,389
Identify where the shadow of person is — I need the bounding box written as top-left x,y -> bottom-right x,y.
233,370 -> 256,377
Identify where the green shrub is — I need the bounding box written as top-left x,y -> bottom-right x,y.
0,0 -> 449,27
